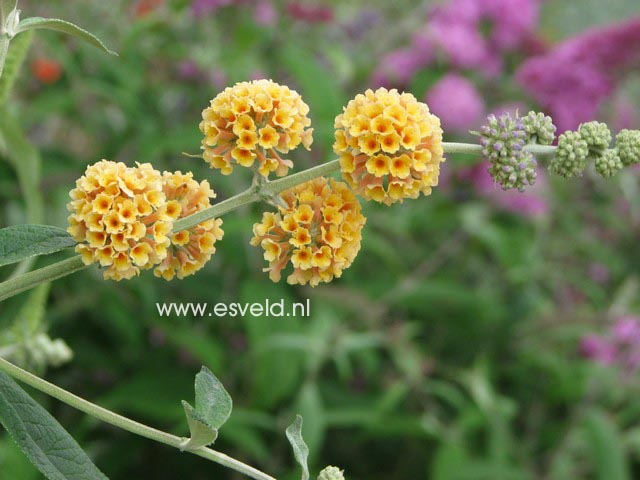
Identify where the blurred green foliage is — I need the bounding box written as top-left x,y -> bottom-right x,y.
1,1 -> 640,479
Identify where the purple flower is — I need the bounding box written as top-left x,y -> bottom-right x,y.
613,317 -> 640,344
481,0 -> 539,50
517,18 -> 640,132
426,74 -> 485,133
429,19 -> 501,76
371,47 -> 432,88
254,0 -> 277,26
581,316 -> 640,374
580,334 -> 616,365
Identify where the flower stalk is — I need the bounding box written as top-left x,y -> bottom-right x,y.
0,141 -> 560,301
0,356 -> 277,480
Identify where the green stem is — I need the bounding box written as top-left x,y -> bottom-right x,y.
1,142 -> 559,301
0,255 -> 87,302
0,356 -> 277,480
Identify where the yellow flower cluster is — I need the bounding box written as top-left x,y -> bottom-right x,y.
334,88 -> 445,205
250,177 -> 366,287
67,160 -> 174,280
200,79 -> 313,177
154,171 -> 224,280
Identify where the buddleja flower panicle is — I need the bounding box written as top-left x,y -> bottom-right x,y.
521,111 -> 556,145
200,79 -> 313,177
334,88 -> 445,205
478,112 -> 537,191
595,148 -> 623,178
616,129 -> 640,166
251,177 -> 366,287
67,160 -> 173,280
154,171 -> 224,280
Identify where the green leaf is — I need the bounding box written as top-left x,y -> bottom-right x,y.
180,401 -> 218,450
16,18 -> 117,56
0,372 -> 109,480
180,367 -> 232,451
583,408 -> 630,480
194,366 -> 233,430
285,415 -> 310,480
0,29 -> 32,107
0,225 -> 76,268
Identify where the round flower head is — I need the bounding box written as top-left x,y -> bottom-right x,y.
477,112 -> 537,191
334,88 -> 445,205
595,148 -> 623,178
67,160 -> 172,280
200,79 -> 313,177
154,171 -> 224,280
250,177 -> 366,287
615,129 -> 640,166
318,466 -> 345,480
579,121 -> 612,150
549,130 -> 589,178
521,111 -> 556,145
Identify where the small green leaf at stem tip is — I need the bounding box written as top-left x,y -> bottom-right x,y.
0,225 -> 76,268
286,415 -> 310,480
0,371 -> 109,480
194,366 -> 233,430
180,367 -> 232,450
16,17 -> 117,55
180,401 -> 218,451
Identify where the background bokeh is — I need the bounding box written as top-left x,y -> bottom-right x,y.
1,0 -> 640,479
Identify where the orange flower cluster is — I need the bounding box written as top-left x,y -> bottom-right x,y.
334,88 -> 445,205
154,171 -> 224,280
67,160 -> 174,280
200,79 -> 313,177
250,177 -> 366,287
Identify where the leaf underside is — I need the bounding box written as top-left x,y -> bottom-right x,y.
0,372 -> 109,480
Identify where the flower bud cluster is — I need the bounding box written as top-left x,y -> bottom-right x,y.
318,466 -> 345,480
549,130 -> 589,178
477,112 -> 537,191
521,111 -> 556,145
595,148 -> 623,179
616,129 -> 640,166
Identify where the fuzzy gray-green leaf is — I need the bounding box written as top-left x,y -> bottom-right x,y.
194,366 -> 232,430
0,225 -> 76,267
180,401 -> 218,451
0,372 -> 109,480
286,414 -> 310,480
16,17 -> 117,55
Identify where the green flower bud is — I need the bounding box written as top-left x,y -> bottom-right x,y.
318,466 -> 345,480
578,121 -> 612,150
477,112 -> 537,192
616,129 -> 640,166
549,130 -> 589,178
595,148 -> 623,178
522,111 -> 556,145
